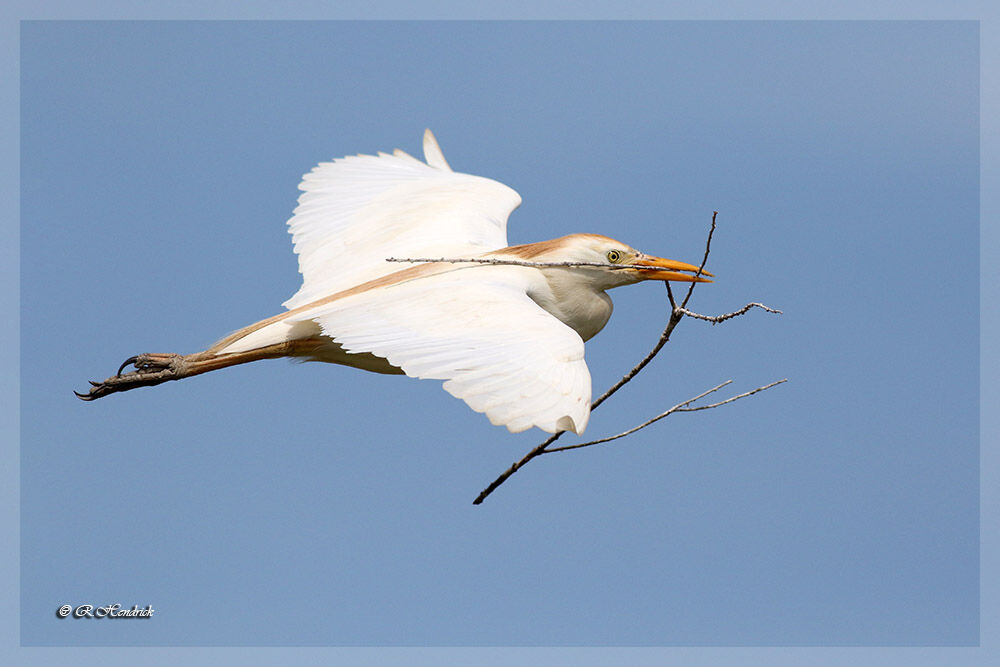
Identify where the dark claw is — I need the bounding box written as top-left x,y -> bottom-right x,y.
78,352 -> 181,402
117,356 -> 139,376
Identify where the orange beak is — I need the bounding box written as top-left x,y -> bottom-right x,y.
631,254 -> 714,283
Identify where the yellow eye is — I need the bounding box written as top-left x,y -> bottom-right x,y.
606,249 -> 623,263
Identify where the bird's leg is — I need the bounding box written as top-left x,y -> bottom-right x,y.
74,340 -> 324,402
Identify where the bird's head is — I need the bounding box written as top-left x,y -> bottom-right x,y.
506,233 -> 712,291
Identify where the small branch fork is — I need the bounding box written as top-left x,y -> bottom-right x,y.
675,303 -> 782,324
390,211 -> 784,505
542,378 -> 788,454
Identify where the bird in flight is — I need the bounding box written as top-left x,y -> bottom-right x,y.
77,130 -> 711,434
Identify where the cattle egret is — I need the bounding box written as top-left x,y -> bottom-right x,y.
77,130 -> 711,434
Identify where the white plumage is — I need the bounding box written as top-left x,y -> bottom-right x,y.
79,130 -> 711,435
283,131 -> 520,310
311,267 -> 591,434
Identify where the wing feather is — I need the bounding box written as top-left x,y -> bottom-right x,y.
292,267 -> 591,434
283,130 -> 521,310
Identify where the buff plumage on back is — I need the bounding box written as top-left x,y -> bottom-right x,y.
283,129 -> 521,310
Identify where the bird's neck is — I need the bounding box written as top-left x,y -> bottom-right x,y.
528,268 -> 614,342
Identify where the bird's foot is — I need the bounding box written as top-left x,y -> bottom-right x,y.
75,353 -> 186,401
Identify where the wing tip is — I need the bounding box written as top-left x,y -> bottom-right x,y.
557,413 -> 587,436
423,128 -> 452,171
500,412 -> 588,435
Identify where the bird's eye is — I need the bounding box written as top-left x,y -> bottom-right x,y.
606,250 -> 623,263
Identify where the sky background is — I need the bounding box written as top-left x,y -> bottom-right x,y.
14,15 -> 984,659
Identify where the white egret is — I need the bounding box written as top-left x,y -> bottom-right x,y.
78,130 -> 711,434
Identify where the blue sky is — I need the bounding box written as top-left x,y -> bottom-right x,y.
11,13 -> 989,665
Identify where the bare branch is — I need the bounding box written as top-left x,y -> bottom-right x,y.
473,211 -> 721,505
471,431 -> 562,505
593,296 -> 681,413
681,211 -> 717,308
675,378 -> 788,411
386,256 -> 706,275
543,379 -> 787,454
472,282 -> 694,505
676,303 -> 783,325
544,381 -> 732,453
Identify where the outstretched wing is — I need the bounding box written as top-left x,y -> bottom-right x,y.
294,266 -> 592,435
283,130 -> 522,310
